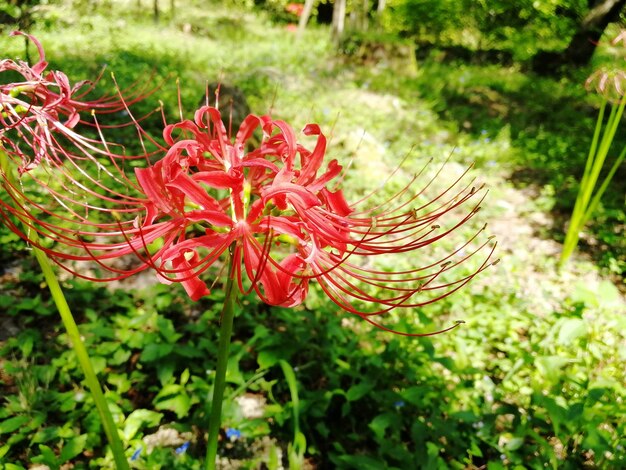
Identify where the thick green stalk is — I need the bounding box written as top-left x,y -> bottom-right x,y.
0,151 -> 129,469
579,100 -> 606,195
572,101 -> 607,221
205,245 -> 238,470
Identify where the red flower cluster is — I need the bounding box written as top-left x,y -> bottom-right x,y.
285,3 -> 304,17
0,32 -> 141,173
48,104 -> 494,334
122,106 -> 497,322
0,33 -> 155,279
1,35 -> 497,335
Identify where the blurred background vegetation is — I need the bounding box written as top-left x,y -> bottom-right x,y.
0,0 -> 625,468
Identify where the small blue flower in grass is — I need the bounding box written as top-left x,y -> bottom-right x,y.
175,441 -> 190,455
394,400 -> 405,408
130,447 -> 142,461
225,428 -> 242,440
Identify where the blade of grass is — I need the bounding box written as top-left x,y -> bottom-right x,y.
279,359 -> 306,470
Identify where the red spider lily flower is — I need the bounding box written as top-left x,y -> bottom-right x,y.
585,30 -> 626,101
0,32 -> 150,173
1,33 -> 158,266
9,97 -> 497,334
585,67 -> 626,100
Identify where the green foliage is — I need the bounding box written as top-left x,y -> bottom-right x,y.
382,0 -> 588,59
1,0 -> 625,468
1,273 -> 624,467
0,0 -> 40,31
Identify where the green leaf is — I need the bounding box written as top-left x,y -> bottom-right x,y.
90,356 -> 107,375
0,415 -> 30,434
107,373 -> 132,394
123,409 -> 164,441
157,360 -> 175,386
468,440 -> 483,457
257,350 -> 280,369
174,344 -> 204,358
180,368 -> 190,386
567,402 -> 584,421
536,356 -> 571,380
557,319 -> 586,345
368,412 -> 399,441
30,426 -> 60,444
157,384 -> 183,396
0,4 -> 21,19
59,434 -> 87,463
0,443 -> 10,459
154,393 -> 191,419
337,454 -> 384,470
346,380 -> 375,402
19,332 -> 34,357
505,437 -> 524,451
155,292 -> 173,310
400,385 -> 430,406
110,348 -> 131,365
141,343 -> 174,362
33,444 -> 58,466
156,316 -> 182,343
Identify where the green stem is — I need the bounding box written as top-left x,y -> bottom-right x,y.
582,144 -> 626,225
279,360 -> 306,470
0,151 -> 129,469
31,248 -> 129,470
205,244 -> 239,470
559,98 -> 626,266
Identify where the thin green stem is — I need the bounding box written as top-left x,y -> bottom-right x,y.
31,248 -> 129,469
579,99 -> 606,195
580,100 -> 625,210
205,244 -> 239,470
582,144 -> 626,225
560,98 -> 626,266
279,360 -> 306,470
0,150 -> 129,469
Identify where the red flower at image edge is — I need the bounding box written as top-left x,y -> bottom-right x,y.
0,32 -> 146,173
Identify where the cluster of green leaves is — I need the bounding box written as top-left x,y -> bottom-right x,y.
1,0 -> 625,468
1,266 -> 625,468
379,0 -> 588,59
0,0 -> 39,31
